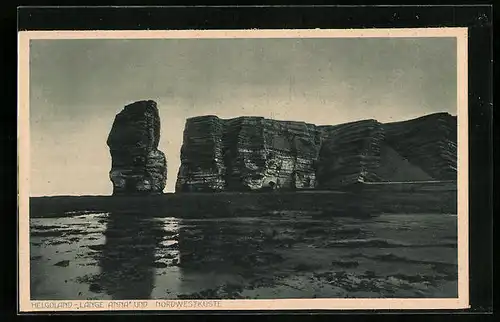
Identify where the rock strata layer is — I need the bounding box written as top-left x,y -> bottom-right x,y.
107,100 -> 167,195
175,113 -> 457,192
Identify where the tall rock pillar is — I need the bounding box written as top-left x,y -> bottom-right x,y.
107,100 -> 167,195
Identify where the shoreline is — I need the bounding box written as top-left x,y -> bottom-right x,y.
28,181 -> 457,218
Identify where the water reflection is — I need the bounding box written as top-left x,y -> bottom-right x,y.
30,211 -> 458,299
172,212 -> 459,299
174,215 -> 305,299
93,212 -> 172,299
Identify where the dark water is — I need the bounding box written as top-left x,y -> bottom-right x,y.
30,211 -> 458,300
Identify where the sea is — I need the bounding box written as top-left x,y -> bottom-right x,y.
30,211 -> 458,300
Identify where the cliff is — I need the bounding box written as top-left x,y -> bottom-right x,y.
175,113 -> 457,192
107,100 -> 167,195
382,113 -> 457,181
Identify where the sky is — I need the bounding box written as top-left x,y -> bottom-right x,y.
29,37 -> 457,196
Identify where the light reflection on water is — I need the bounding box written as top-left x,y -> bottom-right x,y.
30,211 -> 458,300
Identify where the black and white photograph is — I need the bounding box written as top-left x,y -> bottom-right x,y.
18,28 -> 469,311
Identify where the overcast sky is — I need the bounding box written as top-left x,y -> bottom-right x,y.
29,37 -> 457,196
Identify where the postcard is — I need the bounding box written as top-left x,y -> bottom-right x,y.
18,28 -> 469,311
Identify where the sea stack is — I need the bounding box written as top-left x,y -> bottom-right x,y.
107,100 -> 167,195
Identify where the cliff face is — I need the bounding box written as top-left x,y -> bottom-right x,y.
175,113 -> 457,192
107,100 -> 167,195
175,116 -> 322,192
382,113 -> 457,181
316,120 -> 385,188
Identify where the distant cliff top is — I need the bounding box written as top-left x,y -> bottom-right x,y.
384,112 -> 457,124
185,112 -> 456,126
